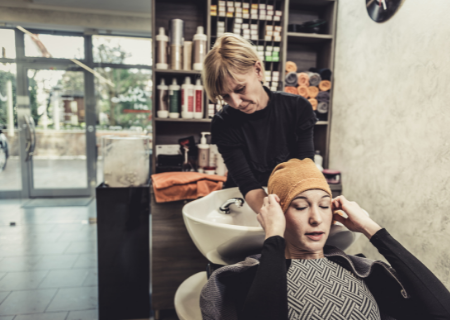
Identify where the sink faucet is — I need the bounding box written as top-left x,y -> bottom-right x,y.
219,198 -> 245,214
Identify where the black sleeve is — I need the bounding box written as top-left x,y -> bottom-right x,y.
240,236 -> 288,320
217,145 -> 263,198
293,98 -> 316,161
370,228 -> 450,319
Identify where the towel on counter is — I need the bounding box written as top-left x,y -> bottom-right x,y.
297,85 -> 309,98
307,86 -> 319,99
285,72 -> 298,87
284,86 -> 298,95
307,72 -> 322,86
319,80 -> 332,91
297,72 -> 310,87
152,172 -> 227,203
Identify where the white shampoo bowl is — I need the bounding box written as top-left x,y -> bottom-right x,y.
182,187 -> 363,265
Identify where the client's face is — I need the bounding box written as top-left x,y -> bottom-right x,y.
284,189 -> 333,254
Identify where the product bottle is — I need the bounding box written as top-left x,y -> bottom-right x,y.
156,27 -> 169,70
181,77 -> 194,119
169,78 -> 180,118
314,150 -> 323,171
193,26 -> 207,70
198,132 -> 211,172
194,79 -> 204,119
157,78 -> 169,118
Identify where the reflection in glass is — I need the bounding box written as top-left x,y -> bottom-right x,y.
94,68 -> 152,183
25,34 -> 84,60
0,63 -> 21,190
93,36 -> 152,65
0,29 -> 16,59
28,69 -> 87,189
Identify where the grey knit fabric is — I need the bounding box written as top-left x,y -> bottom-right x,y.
287,258 -> 381,320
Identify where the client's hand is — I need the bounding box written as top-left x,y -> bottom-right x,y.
257,194 -> 286,240
332,195 -> 382,239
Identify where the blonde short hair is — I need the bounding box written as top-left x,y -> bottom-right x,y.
201,33 -> 265,104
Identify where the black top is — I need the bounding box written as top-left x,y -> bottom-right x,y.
239,229 -> 450,320
211,86 -> 317,197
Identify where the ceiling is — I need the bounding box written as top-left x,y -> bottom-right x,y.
33,0 -> 151,14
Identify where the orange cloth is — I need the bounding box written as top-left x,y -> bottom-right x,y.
284,86 -> 298,95
297,73 -> 310,86
319,80 -> 332,91
308,98 -> 318,110
285,61 -> 297,73
307,86 -> 319,99
268,158 -> 331,213
297,85 -> 309,98
152,172 -> 226,203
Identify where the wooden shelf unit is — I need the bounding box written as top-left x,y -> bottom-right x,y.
282,0 -> 337,168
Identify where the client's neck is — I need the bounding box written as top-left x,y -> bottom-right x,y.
285,243 -> 325,260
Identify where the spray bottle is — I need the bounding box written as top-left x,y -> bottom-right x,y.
197,132 -> 210,172
156,27 -> 169,70
194,78 -> 204,119
169,78 -> 180,118
181,76 -> 194,119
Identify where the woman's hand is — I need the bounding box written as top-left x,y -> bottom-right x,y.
257,194 -> 286,240
332,195 -> 382,239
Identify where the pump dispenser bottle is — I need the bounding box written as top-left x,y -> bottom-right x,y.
194,79 -> 204,119
181,76 -> 194,119
157,78 -> 169,118
169,78 -> 180,118
156,27 -> 169,70
198,132 -> 210,172
193,26 -> 207,70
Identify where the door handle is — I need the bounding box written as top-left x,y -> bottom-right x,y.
24,115 -> 36,162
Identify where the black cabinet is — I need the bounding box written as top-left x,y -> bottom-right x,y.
96,184 -> 151,320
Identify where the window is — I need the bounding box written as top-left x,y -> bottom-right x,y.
24,34 -> 84,59
93,35 -> 152,65
0,29 -> 16,59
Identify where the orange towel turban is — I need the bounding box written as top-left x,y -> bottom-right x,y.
297,85 -> 309,98
307,86 -> 319,99
285,61 -> 297,73
284,86 -> 298,95
297,72 -> 310,87
308,98 -> 318,110
268,158 -> 331,213
319,80 -> 332,91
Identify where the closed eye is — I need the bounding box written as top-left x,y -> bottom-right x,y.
295,207 -> 307,211
320,206 -> 329,209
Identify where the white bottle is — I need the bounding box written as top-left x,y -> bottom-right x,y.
198,132 -> 211,170
156,78 -> 169,118
156,27 -> 169,70
314,150 -> 323,171
181,76 -> 194,119
215,153 -> 227,176
193,26 -> 207,71
194,78 -> 204,119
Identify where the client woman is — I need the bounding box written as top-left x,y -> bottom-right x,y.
201,159 -> 450,320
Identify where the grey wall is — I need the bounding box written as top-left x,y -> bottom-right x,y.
330,0 -> 450,288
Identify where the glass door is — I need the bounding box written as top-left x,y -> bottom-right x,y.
23,67 -> 91,197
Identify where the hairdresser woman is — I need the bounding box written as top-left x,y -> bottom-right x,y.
203,33 -> 317,213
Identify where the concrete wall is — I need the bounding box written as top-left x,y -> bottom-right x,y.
330,0 -> 450,288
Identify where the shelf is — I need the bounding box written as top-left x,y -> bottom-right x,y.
287,32 -> 333,44
155,69 -> 202,75
155,118 -> 212,123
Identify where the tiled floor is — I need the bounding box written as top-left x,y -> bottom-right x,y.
0,199 -> 99,320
